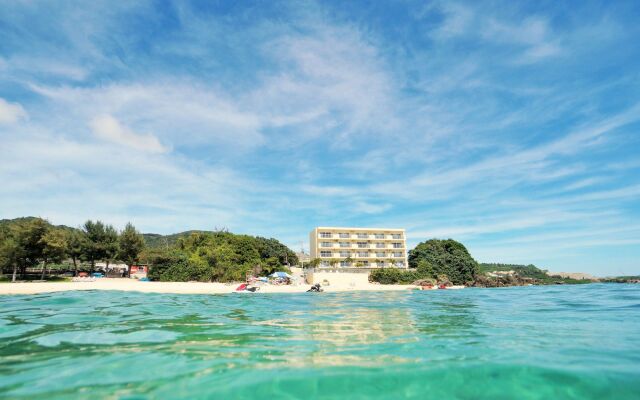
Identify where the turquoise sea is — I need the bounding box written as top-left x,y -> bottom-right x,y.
1,284 -> 639,399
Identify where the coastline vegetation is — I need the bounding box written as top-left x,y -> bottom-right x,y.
144,231 -> 297,282
370,239 -> 479,286
1,217 -> 634,286
0,217 -> 297,283
369,240 -> 598,287
478,263 -> 593,285
600,275 -> 640,283
0,217 -> 145,281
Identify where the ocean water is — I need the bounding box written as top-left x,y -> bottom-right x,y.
0,284 -> 639,399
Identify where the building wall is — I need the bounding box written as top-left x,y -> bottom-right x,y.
309,229 -> 317,265
312,270 -> 371,286
309,227 -> 408,269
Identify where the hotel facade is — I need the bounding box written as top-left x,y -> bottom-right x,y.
309,227 -> 408,269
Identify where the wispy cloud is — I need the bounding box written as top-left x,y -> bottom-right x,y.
90,115 -> 168,153
1,0 -> 639,275
0,98 -> 27,124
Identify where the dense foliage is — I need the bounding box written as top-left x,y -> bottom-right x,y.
408,239 -> 480,285
369,239 -> 480,285
479,263 -> 549,278
479,263 -> 594,285
119,223 -> 146,276
601,276 -> 640,283
1,217 -> 297,283
144,231 -> 295,282
0,217 -> 145,281
369,268 -> 422,284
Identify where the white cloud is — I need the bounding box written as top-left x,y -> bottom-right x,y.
354,202 -> 392,215
1,0 -> 639,276
0,98 -> 28,124
251,23 -> 398,145
30,82 -> 265,152
89,114 -> 168,153
432,2 -> 473,38
563,177 -> 605,191
483,16 -> 562,64
0,127 -> 252,234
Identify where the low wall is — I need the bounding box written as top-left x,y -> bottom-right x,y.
309,268 -> 371,287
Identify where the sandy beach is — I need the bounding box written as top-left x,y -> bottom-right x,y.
0,278 -> 414,295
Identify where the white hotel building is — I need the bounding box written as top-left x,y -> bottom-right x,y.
309,227 -> 408,268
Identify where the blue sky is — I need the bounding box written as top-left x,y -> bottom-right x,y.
1,1 -> 639,276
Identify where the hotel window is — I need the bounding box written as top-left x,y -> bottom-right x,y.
393,243 -> 403,248
361,261 -> 369,266
394,261 -> 404,267
357,242 -> 369,248
374,233 -> 385,239
339,233 -> 350,238
357,252 -> 368,257
320,251 -> 332,257
376,243 -> 385,248
376,252 -> 385,257
339,242 -> 350,248
321,261 -> 329,267
319,232 -> 333,238
321,242 -> 333,247
393,252 -> 403,257
339,251 -> 350,257
340,261 -> 350,267
357,233 -> 368,239
392,234 -> 402,239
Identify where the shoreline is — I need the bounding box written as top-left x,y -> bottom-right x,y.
0,278 -> 415,295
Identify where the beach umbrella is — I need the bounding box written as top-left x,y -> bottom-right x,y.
269,271 -> 292,278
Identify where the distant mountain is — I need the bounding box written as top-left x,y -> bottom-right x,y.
142,231 -> 210,248
0,217 -> 77,232
545,271 -> 597,280
480,263 -> 595,283
1,219 -> 291,254
479,263 -> 547,276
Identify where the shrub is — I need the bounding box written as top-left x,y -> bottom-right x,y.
369,268 -> 421,284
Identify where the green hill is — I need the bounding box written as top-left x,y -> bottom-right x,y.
142,231 -> 205,249
1,217 -> 298,282
479,263 -> 593,284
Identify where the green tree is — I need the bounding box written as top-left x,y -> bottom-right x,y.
16,218 -> 49,279
408,239 -> 479,285
254,237 -> 299,266
118,223 -> 145,277
261,257 -> 283,275
145,231 -> 298,282
103,225 -> 119,274
416,259 -> 435,277
81,220 -> 107,274
308,258 -> 321,268
65,229 -> 85,276
0,225 -> 21,282
369,267 -> 421,284
39,229 -> 68,280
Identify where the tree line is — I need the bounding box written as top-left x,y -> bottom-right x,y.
0,217 -> 145,282
145,231 -> 298,282
370,239 -> 480,285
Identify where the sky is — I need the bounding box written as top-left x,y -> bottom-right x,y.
1,1 -> 639,276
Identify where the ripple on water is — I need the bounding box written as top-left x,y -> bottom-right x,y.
0,284 -> 639,399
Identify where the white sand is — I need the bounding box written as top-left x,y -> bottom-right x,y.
0,278 -> 415,295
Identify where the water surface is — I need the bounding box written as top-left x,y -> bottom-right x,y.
1,284 -> 639,399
